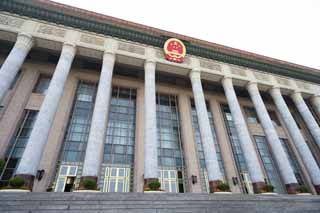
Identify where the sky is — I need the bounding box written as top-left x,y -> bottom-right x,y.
53,0 -> 320,70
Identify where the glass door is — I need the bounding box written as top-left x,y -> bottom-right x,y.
54,165 -> 78,192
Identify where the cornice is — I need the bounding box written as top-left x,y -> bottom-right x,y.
1,0 -> 320,83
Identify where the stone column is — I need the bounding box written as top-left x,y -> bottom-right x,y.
15,42 -> 76,189
0,33 -> 33,103
178,94 -> 202,192
143,59 -> 158,187
310,95 -> 320,118
80,52 -> 115,188
33,74 -> 78,192
247,82 -> 298,194
222,77 -> 265,193
291,91 -> 320,149
270,87 -> 320,194
190,70 -> 223,192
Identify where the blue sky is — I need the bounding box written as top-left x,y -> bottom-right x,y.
53,0 -> 320,69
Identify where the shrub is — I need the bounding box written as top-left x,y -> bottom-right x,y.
9,176 -> 25,188
148,181 -> 161,191
297,185 -> 310,193
0,159 -> 4,174
263,184 -> 274,193
216,182 -> 230,192
82,178 -> 96,190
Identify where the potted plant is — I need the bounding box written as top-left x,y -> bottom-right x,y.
297,185 -> 312,195
83,178 -> 96,190
0,176 -> 30,192
144,180 -> 163,193
0,159 -> 4,174
74,178 -> 99,192
261,184 -> 276,195
214,182 -> 232,194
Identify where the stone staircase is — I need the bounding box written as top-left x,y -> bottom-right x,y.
1,192 -> 320,213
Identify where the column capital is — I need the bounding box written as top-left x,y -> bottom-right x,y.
63,42 -> 76,48
15,32 -> 34,50
104,49 -> 115,56
269,86 -> 281,94
290,90 -> 302,98
145,58 -> 156,65
246,81 -> 258,90
221,76 -> 233,88
189,68 -> 201,80
17,32 -> 33,40
144,59 -> 156,73
103,51 -> 116,62
222,76 -> 232,81
61,42 -> 76,59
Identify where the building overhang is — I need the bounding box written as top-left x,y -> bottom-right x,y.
0,0 -> 320,83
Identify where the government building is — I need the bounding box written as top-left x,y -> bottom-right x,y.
1,0 -> 320,198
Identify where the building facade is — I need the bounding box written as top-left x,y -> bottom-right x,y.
0,0 -> 320,195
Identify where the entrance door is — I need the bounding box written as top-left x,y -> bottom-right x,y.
241,172 -> 254,194
159,170 -> 178,193
55,165 -> 78,192
64,177 -> 75,192
103,167 -> 131,192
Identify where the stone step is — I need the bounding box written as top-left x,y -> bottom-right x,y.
0,192 -> 319,213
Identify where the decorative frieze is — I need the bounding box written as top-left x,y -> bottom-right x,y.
118,42 -> 145,55
80,34 -> 104,46
0,15 -> 24,28
277,77 -> 291,86
253,72 -> 270,82
183,56 -> 191,65
231,67 -> 246,77
156,50 -> 165,59
37,25 -> 66,38
296,81 -> 311,91
199,60 -> 221,71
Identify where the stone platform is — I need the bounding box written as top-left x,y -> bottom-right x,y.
0,192 -> 320,213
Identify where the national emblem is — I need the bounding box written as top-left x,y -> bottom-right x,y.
164,38 -> 186,63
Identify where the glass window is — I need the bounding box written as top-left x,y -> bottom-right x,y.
33,76 -> 51,95
103,87 -> 136,167
157,94 -> 185,193
60,82 -> 97,163
244,107 -> 259,124
190,99 -> 226,192
222,105 -> 253,194
254,136 -> 285,193
102,87 -> 136,192
1,110 -> 38,187
268,111 -> 281,127
279,139 -> 305,185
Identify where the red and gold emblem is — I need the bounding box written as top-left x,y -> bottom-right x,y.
164,38 -> 186,63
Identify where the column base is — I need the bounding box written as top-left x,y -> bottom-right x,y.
285,183 -> 299,194
314,185 -> 320,195
15,174 -> 34,191
209,180 -> 222,193
79,176 -> 98,190
144,178 -> 159,191
252,182 -> 266,194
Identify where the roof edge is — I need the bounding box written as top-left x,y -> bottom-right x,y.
1,0 -> 320,83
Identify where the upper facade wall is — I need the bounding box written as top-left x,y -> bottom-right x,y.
0,12 -> 319,97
